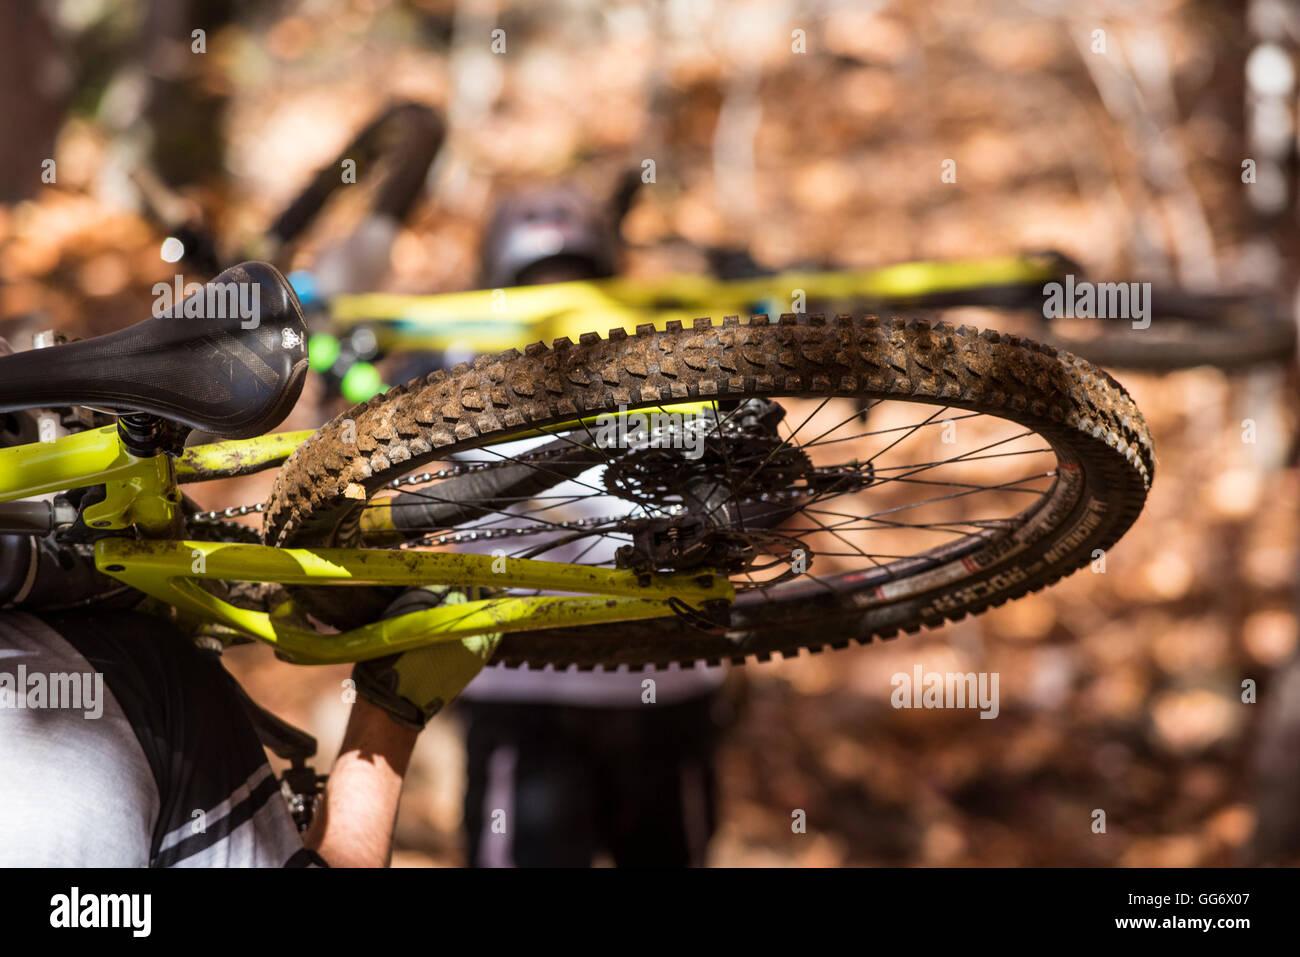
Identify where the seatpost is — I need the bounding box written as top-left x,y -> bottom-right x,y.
117,413 -> 190,458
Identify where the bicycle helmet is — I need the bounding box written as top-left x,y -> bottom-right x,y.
480,186 -> 618,288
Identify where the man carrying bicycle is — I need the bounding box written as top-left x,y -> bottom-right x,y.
0,514 -> 495,867
448,185 -> 728,868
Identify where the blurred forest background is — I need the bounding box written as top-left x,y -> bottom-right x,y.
3,0 -> 1300,866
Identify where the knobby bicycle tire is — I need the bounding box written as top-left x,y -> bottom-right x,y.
263,315 -> 1154,669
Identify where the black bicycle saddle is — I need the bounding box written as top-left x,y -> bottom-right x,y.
0,262 -> 308,439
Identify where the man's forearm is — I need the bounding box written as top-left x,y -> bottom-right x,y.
304,697 -> 419,867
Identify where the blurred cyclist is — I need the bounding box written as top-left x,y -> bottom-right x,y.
455,183 -> 727,868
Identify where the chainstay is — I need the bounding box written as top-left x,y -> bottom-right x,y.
190,412 -> 765,547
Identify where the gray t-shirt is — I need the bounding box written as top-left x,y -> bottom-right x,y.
0,611 -> 318,867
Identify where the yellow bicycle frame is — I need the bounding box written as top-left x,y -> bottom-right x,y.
330,252 -> 1062,352
0,424 -> 733,664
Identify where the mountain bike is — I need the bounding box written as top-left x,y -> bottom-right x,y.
0,259 -> 1155,825
0,260 -> 1154,674
312,250 -> 1294,402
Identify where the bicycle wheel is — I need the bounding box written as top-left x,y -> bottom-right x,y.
263,315 -> 1154,669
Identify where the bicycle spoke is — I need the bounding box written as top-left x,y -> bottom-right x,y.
341,388 -> 1068,603
865,405 -> 950,465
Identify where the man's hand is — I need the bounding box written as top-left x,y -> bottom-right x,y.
309,589 -> 498,866
350,587 -> 502,730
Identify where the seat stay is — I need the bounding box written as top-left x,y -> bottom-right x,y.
176,430 -> 314,482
